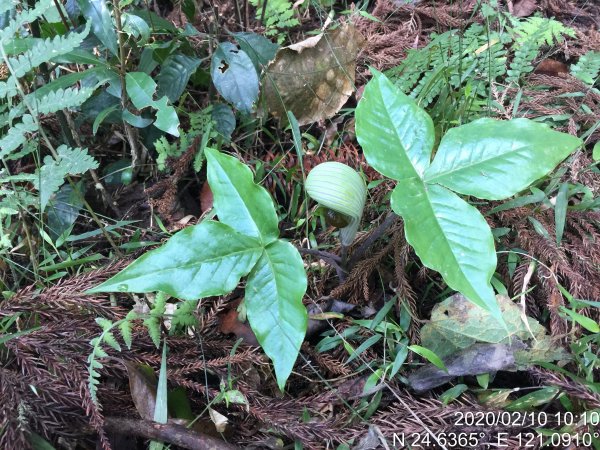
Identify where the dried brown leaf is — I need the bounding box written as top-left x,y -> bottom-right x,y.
263,23 -> 364,125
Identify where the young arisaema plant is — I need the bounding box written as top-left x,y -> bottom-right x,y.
305,161 -> 367,266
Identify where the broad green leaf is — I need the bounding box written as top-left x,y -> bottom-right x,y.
211,103 -> 235,139
122,12 -> 150,45
245,240 -> 307,390
233,32 -> 279,73
30,67 -> 107,98
593,141 -> 600,161
122,109 -> 153,128
424,118 -> 582,200
355,70 -> 434,180
47,182 -> 84,240
392,179 -> 502,321
87,221 -> 263,300
53,48 -> 110,66
126,72 -> 157,109
211,43 -> 258,113
206,148 -> 278,244
440,384 -> 468,405
93,104 -> 120,134
128,9 -> 176,32
77,0 -> 118,56
157,53 -> 201,102
153,96 -> 180,137
506,387 -> 560,411
554,183 -> 568,245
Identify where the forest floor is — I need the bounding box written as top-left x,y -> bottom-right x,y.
1,0 -> 600,449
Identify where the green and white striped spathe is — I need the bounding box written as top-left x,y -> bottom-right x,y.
305,162 -> 367,246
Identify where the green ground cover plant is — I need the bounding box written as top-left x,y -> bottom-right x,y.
355,70 -> 582,323
89,148 -> 307,389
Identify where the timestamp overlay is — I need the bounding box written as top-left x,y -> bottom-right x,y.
390,410 -> 600,448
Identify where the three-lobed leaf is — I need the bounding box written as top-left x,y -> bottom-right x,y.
90,150 -> 307,389
245,240 -> 307,390
356,70 -> 581,324
355,69 -> 434,180
87,221 -> 263,300
424,118 -> 582,200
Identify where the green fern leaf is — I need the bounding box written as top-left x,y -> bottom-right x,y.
0,77 -> 18,100
95,317 -> 113,330
26,86 -> 94,115
0,0 -> 53,42
570,51 -> 600,86
35,145 -> 99,211
512,16 -> 575,47
93,346 -> 108,359
151,292 -> 168,317
102,331 -> 122,352
0,114 -> 37,157
248,0 -> 298,43
7,22 -> 90,77
171,300 -> 199,330
144,317 -> 161,348
119,310 -> 138,350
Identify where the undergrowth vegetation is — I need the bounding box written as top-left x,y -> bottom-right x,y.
1,0 -> 599,448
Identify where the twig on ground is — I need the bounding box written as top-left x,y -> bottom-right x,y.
104,417 -> 239,450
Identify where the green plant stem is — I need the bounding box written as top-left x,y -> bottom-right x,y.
112,0 -> 144,177
18,211 -> 39,278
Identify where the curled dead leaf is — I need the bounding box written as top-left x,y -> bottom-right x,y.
219,308 -> 259,346
513,0 -> 538,17
534,58 -> 569,77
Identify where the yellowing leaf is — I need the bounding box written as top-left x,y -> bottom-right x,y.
262,24 -> 364,125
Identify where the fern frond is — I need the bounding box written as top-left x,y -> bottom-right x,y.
7,22 -> 90,78
507,35 -> 540,85
154,107 -> 216,172
0,0 -> 53,42
0,114 -> 37,157
25,86 -> 93,115
119,310 -> 138,350
171,300 -> 199,331
511,16 -> 575,46
570,51 -> 600,86
144,317 -> 162,348
35,145 -> 99,210
102,331 -> 122,352
0,76 -> 18,99
248,0 -> 298,43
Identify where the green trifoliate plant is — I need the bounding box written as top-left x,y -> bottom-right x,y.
305,161 -> 367,246
88,148 -> 307,390
355,69 -> 582,325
